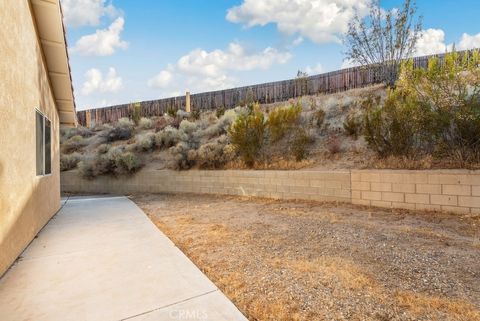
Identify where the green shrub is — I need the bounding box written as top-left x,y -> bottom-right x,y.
190,109 -> 201,121
291,129 -> 312,161
266,103 -> 302,142
397,50 -> 480,162
129,102 -> 142,125
138,117 -> 153,129
166,106 -> 177,117
216,106 -> 225,118
62,135 -> 86,154
113,152 -> 143,174
343,113 -> 363,139
363,90 -> 422,157
60,152 -> 81,171
155,126 -> 187,148
229,107 -> 265,167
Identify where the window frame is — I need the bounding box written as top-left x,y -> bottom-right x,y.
35,108 -> 52,177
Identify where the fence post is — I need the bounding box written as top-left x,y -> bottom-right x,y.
185,91 -> 191,112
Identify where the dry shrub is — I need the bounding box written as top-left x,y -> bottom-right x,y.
170,142 -> 196,170
313,109 -> 326,128
60,152 -> 81,171
176,109 -> 189,119
155,126 -> 187,148
138,117 -> 153,129
154,116 -> 169,132
179,119 -> 198,136
135,132 -> 155,151
78,146 -> 143,178
96,143 -> 110,154
291,128 -> 313,161
196,135 -> 234,169
103,117 -> 134,142
60,126 -> 93,141
62,135 -> 87,154
200,109 -> 237,139
343,113 -> 362,139
326,135 -> 342,154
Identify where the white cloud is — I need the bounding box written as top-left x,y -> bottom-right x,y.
226,0 -> 371,44
148,42 -> 291,93
61,0 -> 120,27
457,32 -> 480,51
414,28 -> 447,56
305,63 -> 323,74
147,70 -> 173,88
71,17 -> 128,56
292,36 -> 304,46
82,67 -> 123,95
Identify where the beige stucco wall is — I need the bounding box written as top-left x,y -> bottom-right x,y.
0,0 -> 61,276
62,169 -> 480,215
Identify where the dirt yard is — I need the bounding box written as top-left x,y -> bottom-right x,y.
132,193 -> 480,321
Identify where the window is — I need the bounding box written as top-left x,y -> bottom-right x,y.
36,110 -> 51,176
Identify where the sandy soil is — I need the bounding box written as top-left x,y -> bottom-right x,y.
132,193 -> 480,321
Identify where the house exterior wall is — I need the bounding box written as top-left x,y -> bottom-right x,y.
0,0 -> 61,275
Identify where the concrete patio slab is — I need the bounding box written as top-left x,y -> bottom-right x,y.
0,196 -> 247,321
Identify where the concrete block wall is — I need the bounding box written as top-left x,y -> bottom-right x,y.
351,170 -> 480,214
61,169 -> 480,214
61,170 -> 351,203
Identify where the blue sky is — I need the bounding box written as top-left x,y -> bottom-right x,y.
61,0 -> 480,110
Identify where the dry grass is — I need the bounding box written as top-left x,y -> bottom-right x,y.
133,193 -> 480,321
396,291 -> 480,320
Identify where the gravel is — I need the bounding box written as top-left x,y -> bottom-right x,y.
133,193 -> 480,321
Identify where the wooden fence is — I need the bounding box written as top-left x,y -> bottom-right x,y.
75,50 -> 472,126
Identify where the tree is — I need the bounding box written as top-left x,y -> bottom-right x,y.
344,0 -> 422,86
